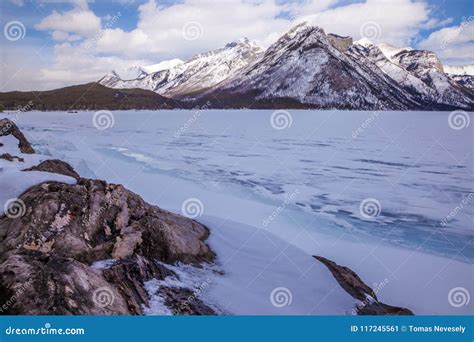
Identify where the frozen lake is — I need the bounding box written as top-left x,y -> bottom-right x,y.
4,109 -> 473,315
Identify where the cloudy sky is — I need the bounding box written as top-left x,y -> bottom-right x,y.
0,0 -> 473,91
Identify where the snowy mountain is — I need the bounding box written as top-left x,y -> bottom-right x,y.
390,50 -> 473,108
377,43 -> 412,62
350,39 -> 434,104
449,75 -> 474,92
444,65 -> 474,76
142,59 -> 184,74
106,66 -> 148,81
444,65 -> 474,92
205,23 -> 420,109
98,23 -> 474,110
99,38 -> 264,99
350,39 -> 466,109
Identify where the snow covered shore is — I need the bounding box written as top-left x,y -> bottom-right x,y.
1,110 -> 472,315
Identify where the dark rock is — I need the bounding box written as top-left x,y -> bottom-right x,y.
0,122 -> 216,315
0,178 -> 214,315
0,252 -> 131,315
327,33 -> 353,52
357,302 -> 414,316
102,256 -> 175,314
158,286 -> 217,315
313,255 -> 414,316
0,153 -> 24,162
23,159 -> 80,180
313,255 -> 377,301
0,118 -> 35,154
0,179 -> 214,263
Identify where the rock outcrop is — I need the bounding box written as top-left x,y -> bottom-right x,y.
0,153 -> 24,162
0,122 -> 216,315
327,33 -> 353,52
313,256 -> 414,315
23,159 -> 80,180
0,177 -> 215,315
0,119 -> 35,154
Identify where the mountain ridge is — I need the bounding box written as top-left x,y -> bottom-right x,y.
97,22 -> 474,111
1,23 -> 473,111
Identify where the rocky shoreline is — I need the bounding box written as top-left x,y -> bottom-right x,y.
0,118 -> 413,315
0,118 -> 216,315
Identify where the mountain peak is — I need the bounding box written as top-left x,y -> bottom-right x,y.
111,65 -> 148,81
142,59 -> 184,74
224,37 -> 262,51
377,43 -> 412,61
285,21 -> 324,38
225,37 -> 249,47
98,22 -> 474,111
444,64 -> 474,76
355,38 -> 374,48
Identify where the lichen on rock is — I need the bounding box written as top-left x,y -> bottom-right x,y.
0,122 -> 216,315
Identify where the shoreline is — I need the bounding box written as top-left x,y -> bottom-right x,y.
1,112 -> 472,315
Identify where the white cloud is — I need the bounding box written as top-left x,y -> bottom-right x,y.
35,1 -> 101,38
90,0 -> 432,59
418,19 -> 474,64
297,0 -> 431,46
51,30 -> 69,41
4,0 -> 468,91
39,42 -> 149,87
94,0 -> 294,59
51,30 -> 84,42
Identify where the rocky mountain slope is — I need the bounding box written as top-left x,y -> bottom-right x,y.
349,39 -> 473,109
96,22 -> 474,110
444,65 -> 474,92
390,49 -> 473,109
207,23 -> 421,110
99,38 -> 264,99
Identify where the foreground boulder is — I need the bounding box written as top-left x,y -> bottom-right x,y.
313,256 -> 413,315
0,119 -> 215,315
0,177 -> 215,315
0,119 -> 216,315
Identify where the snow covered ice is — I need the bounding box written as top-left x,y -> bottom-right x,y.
3,109 -> 472,315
